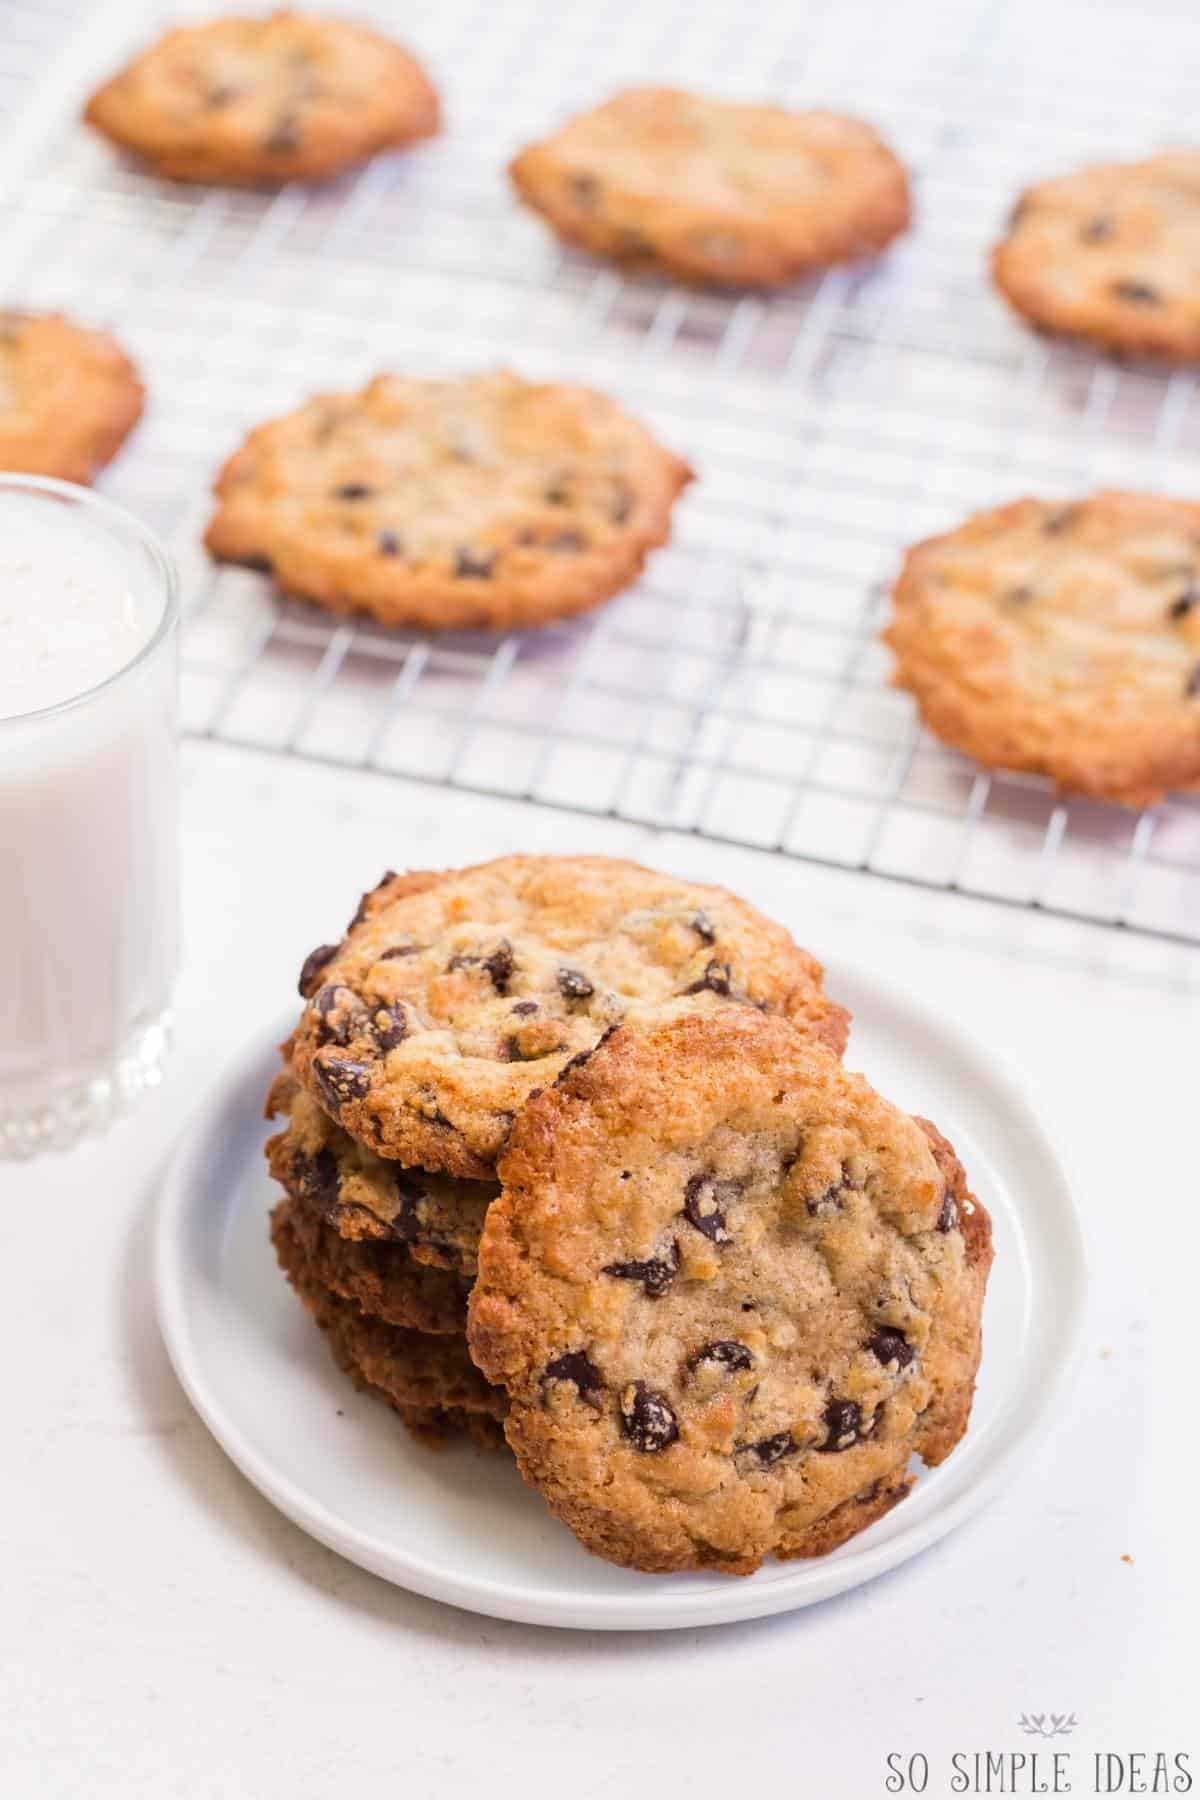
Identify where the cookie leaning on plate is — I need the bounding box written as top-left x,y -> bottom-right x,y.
204,370 -> 692,631
468,1011 -> 992,1576
286,854 -> 850,1179
0,311 -> 144,484
510,87 -> 910,288
84,11 -> 438,187
993,152 -> 1200,362
884,491 -> 1200,807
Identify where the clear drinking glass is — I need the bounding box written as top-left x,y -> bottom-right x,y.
0,475 -> 180,1158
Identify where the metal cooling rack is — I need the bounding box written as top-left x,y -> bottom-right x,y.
4,0 -> 1200,944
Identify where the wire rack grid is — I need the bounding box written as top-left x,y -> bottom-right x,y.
4,0 -> 1200,945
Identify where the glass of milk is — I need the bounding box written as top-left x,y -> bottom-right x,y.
0,475 -> 179,1158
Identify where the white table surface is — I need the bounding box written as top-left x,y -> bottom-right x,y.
2,740 -> 1197,1798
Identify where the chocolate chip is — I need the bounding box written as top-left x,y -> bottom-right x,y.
1080,214 -> 1114,243
1169,587 -> 1197,620
549,530 -> 586,553
265,113 -> 302,155
820,1398 -> 863,1452
295,1145 -> 339,1208
334,483 -> 373,501
544,479 -> 570,505
807,1167 -> 853,1217
483,940 -> 515,994
691,910 -> 716,943
619,1382 -> 678,1453
543,1350 -> 603,1406
614,228 -> 656,262
388,1173 -> 425,1241
684,959 -> 733,997
682,1172 -> 736,1244
603,1241 -> 680,1298
1186,664 -> 1200,699
511,999 -> 539,1016
349,871 -> 397,931
687,1340 -> 754,1374
454,547 -> 496,579
1042,506 -> 1078,535
557,967 -> 594,1001
554,1023 -> 619,1084
377,530 -> 403,557
936,1191 -> 958,1233
370,1001 -> 407,1053
609,479 -> 634,525
569,171 -> 600,210
742,1431 -> 796,1468
298,943 -> 338,999
1111,279 -> 1162,305
379,943 -> 420,960
868,1328 -> 914,1371
312,1053 -> 372,1114
311,984 -> 370,1046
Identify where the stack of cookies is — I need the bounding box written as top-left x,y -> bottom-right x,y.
266,853 -> 993,1576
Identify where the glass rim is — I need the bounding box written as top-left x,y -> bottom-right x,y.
0,473 -> 179,728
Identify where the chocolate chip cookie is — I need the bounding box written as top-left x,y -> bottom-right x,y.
287,855 -> 850,1180
204,370 -> 692,631
510,88 -> 910,288
84,11 -> 438,187
0,311 -> 144,484
271,1199 -> 506,1446
884,491 -> 1200,807
266,1071 -> 487,1331
994,152 -> 1200,361
468,1011 -> 992,1575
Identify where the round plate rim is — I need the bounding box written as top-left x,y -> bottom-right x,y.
155,963 -> 1088,1631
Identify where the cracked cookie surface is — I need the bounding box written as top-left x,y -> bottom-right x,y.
884,491 -> 1200,806
84,10 -> 438,186
0,311 -> 144,484
287,854 -> 850,1179
467,1011 -> 992,1575
205,369 -> 691,630
511,88 -> 910,288
994,152 -> 1200,361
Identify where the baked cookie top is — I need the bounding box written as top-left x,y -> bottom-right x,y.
467,1012 -> 992,1575
510,87 -> 910,288
84,10 -> 438,187
287,855 -> 850,1179
993,152 -> 1200,361
884,491 -> 1200,807
267,1070 -> 491,1278
0,311 -> 144,485
204,369 -> 692,631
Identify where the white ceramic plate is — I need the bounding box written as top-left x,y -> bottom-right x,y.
155,965 -> 1086,1631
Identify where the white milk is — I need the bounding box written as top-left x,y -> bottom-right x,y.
0,481 -> 179,1157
